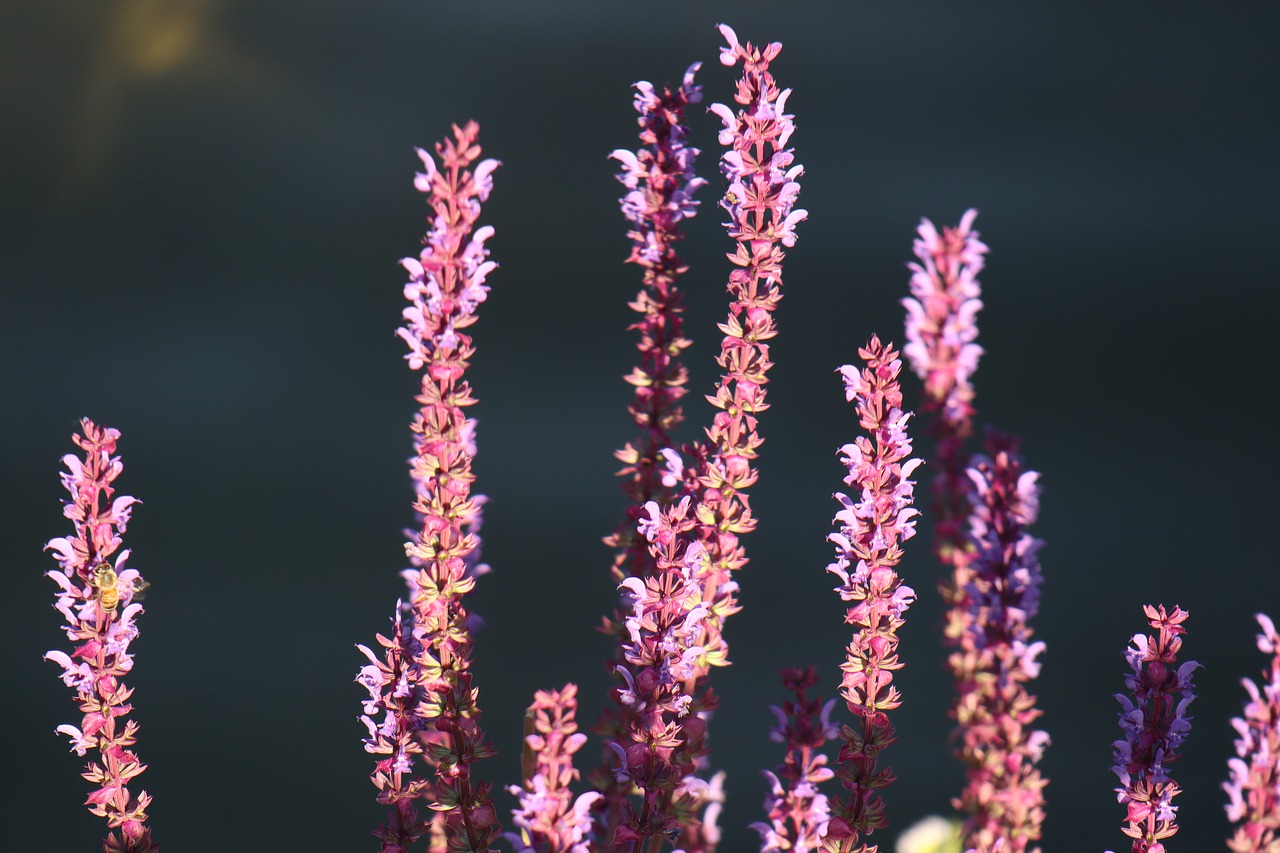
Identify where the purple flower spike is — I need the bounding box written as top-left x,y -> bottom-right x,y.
821,336 -> 920,853
44,419 -> 156,853
752,667 -> 836,853
1223,613 -> 1280,852
604,60 -> 701,583
951,435 -> 1048,853
652,27 -> 805,852
1111,605 -> 1199,853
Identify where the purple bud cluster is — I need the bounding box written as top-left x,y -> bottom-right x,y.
1111,605 -> 1199,853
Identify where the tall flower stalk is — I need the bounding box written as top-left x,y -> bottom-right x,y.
951,436 -> 1048,852
650,26 -> 806,852
365,120 -> 502,853
900,212 -> 988,720
1224,613 -> 1280,852
821,337 -> 920,853
45,418 -> 156,853
900,210 -> 986,574
1110,605 -> 1198,853
595,62 -> 704,844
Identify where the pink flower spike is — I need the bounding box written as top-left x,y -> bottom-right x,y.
822,336 -> 920,852
44,419 -> 156,853
356,601 -> 432,851
389,121 -> 502,853
900,209 -> 988,573
1111,605 -> 1199,853
507,684 -> 602,853
1223,612 -> 1280,852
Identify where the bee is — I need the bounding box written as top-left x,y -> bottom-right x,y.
88,564 -> 121,612
86,565 -> 148,613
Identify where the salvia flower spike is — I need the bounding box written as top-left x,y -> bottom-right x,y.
1110,604 -> 1199,853
595,61 -> 704,845
752,667 -> 837,853
1223,613 -> 1280,853
508,684 -> 602,853
45,419 -> 156,853
386,120 -> 502,853
610,498 -> 714,852
900,211 -> 987,638
951,435 -> 1048,853
357,600 -> 432,851
821,336 -> 921,853
654,25 -> 806,852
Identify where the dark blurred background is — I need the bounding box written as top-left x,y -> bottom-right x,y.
4,2 -> 1278,850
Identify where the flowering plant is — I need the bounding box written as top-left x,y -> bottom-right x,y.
31,19 -> 1277,853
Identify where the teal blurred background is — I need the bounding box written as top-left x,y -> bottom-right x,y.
3,2 -> 1278,850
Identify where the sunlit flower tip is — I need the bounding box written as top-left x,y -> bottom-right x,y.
716,23 -> 741,64
472,159 -> 501,200
1257,612 -> 1279,652
658,448 -> 684,488
682,62 -> 703,100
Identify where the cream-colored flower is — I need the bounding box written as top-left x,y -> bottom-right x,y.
894,815 -> 962,853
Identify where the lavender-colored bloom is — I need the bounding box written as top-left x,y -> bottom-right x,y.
1111,605 -> 1199,853
951,437 -> 1048,853
657,26 -> 805,852
900,212 -> 988,659
1223,613 -> 1280,852
44,419 -> 156,853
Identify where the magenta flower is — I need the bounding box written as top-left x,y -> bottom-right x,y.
370,120 -> 502,853
1223,613 -> 1280,852
821,336 -> 920,852
752,667 -> 836,853
1111,604 -> 1199,853
596,61 -> 704,843
507,684 -> 602,853
951,435 -> 1048,853
45,418 -> 156,853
